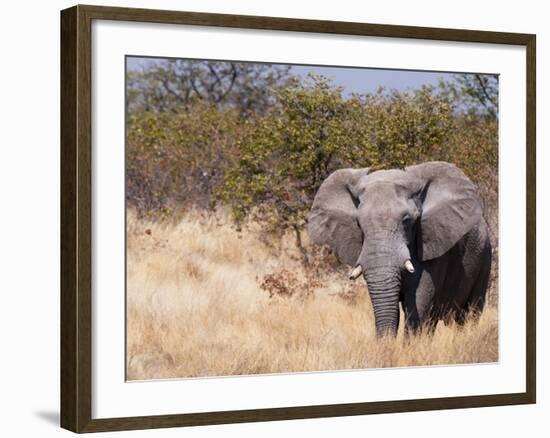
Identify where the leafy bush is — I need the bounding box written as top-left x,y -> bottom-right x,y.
126,101 -> 244,217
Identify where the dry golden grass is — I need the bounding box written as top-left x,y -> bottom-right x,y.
126,209 -> 498,380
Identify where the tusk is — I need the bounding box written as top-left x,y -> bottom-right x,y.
404,260 -> 415,273
349,265 -> 363,280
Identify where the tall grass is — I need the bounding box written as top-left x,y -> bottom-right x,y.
126,209 -> 498,380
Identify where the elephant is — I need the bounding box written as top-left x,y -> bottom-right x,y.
308,161 -> 492,337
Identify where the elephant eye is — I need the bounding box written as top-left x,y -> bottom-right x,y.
402,214 -> 412,224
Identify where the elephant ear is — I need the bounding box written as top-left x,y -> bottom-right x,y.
406,161 -> 482,261
308,168 -> 370,266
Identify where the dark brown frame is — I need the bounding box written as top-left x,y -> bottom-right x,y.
61,4 -> 536,433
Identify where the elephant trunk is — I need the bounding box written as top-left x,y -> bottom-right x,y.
358,238 -> 405,337
365,266 -> 401,337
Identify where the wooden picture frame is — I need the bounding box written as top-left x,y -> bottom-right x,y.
61,4 -> 536,433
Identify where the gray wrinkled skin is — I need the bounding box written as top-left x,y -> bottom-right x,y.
309,161 -> 492,337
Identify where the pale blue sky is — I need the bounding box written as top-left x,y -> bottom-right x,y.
289,65 -> 457,95
126,56 -> 464,95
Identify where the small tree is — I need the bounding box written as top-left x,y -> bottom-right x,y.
438,74 -> 498,121
127,59 -> 291,116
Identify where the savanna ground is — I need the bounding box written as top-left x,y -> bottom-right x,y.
126,209 -> 498,380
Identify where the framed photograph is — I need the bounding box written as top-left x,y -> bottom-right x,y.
60,4 -> 536,433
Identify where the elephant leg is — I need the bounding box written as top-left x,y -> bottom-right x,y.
402,264 -> 439,335
448,224 -> 492,326
401,301 -> 417,339
461,243 -> 492,323
452,240 -> 491,326
402,304 -> 438,336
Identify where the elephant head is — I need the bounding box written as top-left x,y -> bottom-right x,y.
308,161 -> 482,336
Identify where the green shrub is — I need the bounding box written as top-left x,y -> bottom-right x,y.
126,101 -> 244,217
